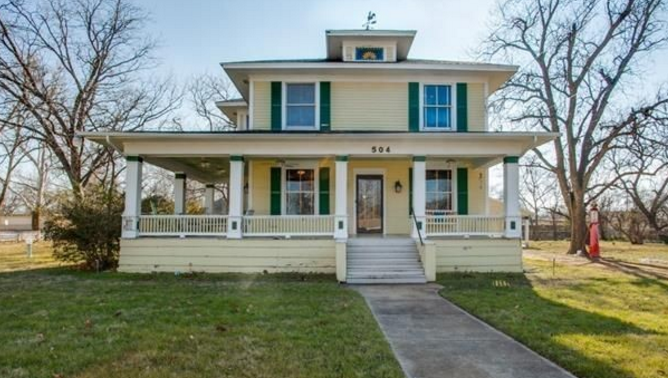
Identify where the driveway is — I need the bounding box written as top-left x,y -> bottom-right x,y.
355,284 -> 577,378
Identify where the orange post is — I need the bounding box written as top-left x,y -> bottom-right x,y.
589,203 -> 600,259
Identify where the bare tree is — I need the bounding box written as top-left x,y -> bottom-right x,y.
188,73 -> 235,131
10,143 -> 54,228
0,102 -> 29,211
0,0 -> 181,199
484,0 -> 668,254
610,120 -> 668,242
520,154 -> 557,227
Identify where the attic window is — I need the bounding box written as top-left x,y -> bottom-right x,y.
355,47 -> 384,61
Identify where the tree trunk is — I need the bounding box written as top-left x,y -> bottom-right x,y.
568,200 -> 588,255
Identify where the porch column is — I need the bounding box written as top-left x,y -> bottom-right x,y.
122,156 -> 142,239
503,156 -> 522,238
412,156 -> 426,240
334,156 -> 348,239
204,184 -> 215,214
174,173 -> 186,215
227,155 -> 244,238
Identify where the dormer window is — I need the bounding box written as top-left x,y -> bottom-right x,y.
355,47 -> 384,61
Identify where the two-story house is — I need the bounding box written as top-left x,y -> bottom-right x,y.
82,29 -> 557,283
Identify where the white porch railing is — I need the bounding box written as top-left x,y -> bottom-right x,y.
425,215 -> 505,236
243,215 -> 335,237
137,215 -> 228,236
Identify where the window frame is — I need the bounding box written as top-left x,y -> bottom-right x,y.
282,82 -> 320,130
425,161 -> 459,215
419,83 -> 457,132
425,168 -> 455,214
281,163 -> 320,216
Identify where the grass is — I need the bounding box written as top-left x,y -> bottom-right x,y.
528,240 -> 668,264
0,244 -> 403,378
438,241 -> 668,378
0,241 -> 64,272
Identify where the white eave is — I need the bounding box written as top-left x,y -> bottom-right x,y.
221,60 -> 518,100
215,99 -> 248,120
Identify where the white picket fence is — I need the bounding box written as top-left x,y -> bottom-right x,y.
243,215 -> 335,237
138,215 -> 229,236
425,215 -> 505,236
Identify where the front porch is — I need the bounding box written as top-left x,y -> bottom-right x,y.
80,131 -> 556,280
121,153 -> 521,241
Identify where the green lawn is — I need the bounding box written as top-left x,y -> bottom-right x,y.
0,241 -> 64,272
0,244 -> 403,378
439,241 -> 668,378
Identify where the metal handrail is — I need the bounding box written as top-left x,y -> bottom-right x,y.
411,209 -> 425,246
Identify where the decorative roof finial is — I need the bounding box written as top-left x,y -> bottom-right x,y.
363,11 -> 377,30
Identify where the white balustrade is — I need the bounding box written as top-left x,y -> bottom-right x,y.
136,215 -> 228,236
243,215 -> 335,237
425,215 -> 505,236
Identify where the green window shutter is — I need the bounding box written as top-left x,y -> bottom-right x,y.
270,167 -> 282,215
456,83 -> 468,132
408,167 -> 413,214
271,82 -> 282,131
320,82 -> 331,131
319,167 -> 330,214
408,82 -> 420,132
457,167 -> 468,215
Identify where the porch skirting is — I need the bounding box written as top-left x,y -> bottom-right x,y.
118,238 -> 337,274
432,238 -> 522,273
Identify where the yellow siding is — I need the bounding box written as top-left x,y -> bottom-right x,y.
467,167 -> 487,215
252,81 -> 270,130
347,159 -> 411,234
119,238 -> 336,273
331,82 -> 408,131
433,238 -> 522,272
467,83 -> 485,131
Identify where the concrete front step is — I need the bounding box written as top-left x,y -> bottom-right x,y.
347,277 -> 427,285
346,237 -> 426,284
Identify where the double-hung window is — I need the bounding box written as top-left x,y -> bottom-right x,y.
285,169 -> 315,215
286,83 -> 316,129
426,170 -> 453,215
423,85 -> 453,129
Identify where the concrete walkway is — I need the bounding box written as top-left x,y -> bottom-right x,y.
355,284 -> 577,378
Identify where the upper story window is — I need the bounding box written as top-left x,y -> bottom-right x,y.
423,85 -> 453,129
286,83 -> 316,128
355,47 -> 384,61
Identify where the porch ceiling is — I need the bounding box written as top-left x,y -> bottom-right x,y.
144,156 -> 230,183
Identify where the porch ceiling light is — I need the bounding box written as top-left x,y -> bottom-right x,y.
394,180 -> 403,193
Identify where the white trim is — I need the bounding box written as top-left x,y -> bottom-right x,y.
483,82 -> 489,131
222,61 -> 519,72
281,81 -> 320,131
248,79 -> 255,130
352,168 -> 387,235
281,161 -> 319,216
419,82 -> 457,132
247,159 -> 253,211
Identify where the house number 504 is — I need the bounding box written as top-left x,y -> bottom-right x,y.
371,146 -> 391,153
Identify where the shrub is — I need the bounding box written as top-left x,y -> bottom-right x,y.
44,185 -> 123,270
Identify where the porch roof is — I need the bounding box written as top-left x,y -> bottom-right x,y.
80,130 -> 558,183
